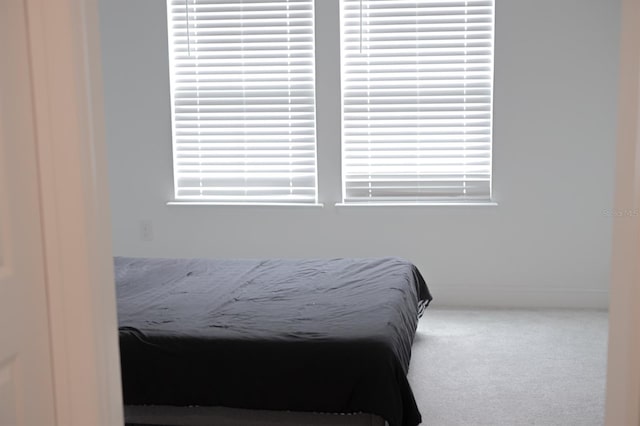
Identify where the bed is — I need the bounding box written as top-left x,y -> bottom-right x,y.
115,256 -> 432,426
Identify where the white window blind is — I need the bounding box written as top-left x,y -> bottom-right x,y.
167,0 -> 318,204
340,0 -> 494,204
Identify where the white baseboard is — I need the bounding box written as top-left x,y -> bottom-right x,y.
429,285 -> 609,309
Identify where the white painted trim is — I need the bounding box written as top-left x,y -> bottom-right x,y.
335,201 -> 499,207
25,0 -> 123,425
168,202 -> 325,207
430,285 -> 609,310
604,0 -> 640,424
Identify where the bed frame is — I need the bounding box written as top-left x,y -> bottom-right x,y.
124,405 -> 386,426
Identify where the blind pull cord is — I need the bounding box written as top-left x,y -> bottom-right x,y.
186,0 -> 191,56
359,0 -> 363,53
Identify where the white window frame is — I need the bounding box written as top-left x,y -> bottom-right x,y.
338,0 -> 496,206
166,0 -> 321,206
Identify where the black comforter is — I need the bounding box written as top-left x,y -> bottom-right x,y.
115,257 -> 432,426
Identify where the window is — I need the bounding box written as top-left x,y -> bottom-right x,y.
340,0 -> 494,204
167,0 -> 319,205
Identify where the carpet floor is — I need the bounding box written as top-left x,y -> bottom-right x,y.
410,309 -> 609,426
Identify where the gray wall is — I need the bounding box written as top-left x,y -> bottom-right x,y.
99,0 -> 620,308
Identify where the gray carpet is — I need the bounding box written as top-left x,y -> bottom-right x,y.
410,309 -> 608,426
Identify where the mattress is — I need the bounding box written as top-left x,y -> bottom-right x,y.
115,257 -> 432,426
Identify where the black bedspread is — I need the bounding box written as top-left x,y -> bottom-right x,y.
115,257 -> 432,426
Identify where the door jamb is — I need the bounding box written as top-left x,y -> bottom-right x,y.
24,0 -> 123,424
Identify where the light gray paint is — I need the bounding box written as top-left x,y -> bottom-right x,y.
99,0 -> 620,308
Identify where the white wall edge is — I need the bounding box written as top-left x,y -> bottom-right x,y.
431,285 -> 609,309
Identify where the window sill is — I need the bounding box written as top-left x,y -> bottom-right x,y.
335,201 -> 498,207
167,201 -> 325,207
167,201 -> 498,208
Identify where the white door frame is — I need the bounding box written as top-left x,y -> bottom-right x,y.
12,0 -> 640,424
23,0 -> 123,424
604,0 -> 640,424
